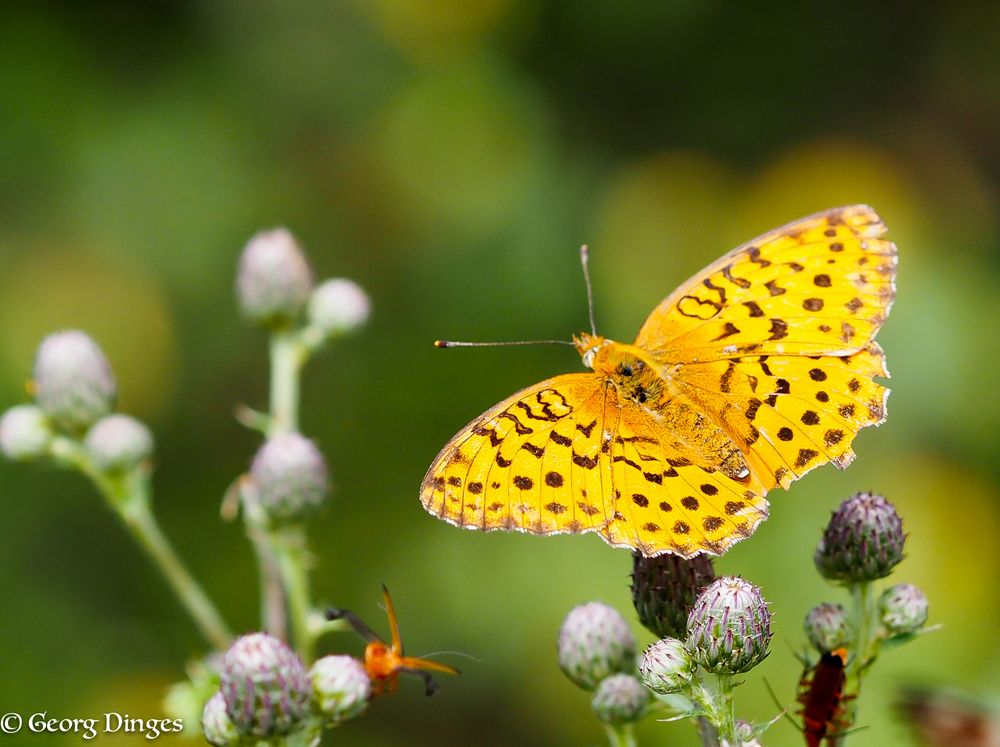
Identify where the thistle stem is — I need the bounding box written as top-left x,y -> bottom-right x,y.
271,525 -> 316,662
50,436 -> 233,650
604,723 -> 637,747
836,580 -> 879,745
269,330 -> 303,436
713,674 -> 737,745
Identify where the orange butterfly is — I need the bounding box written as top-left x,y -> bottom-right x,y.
421,205 -> 896,557
327,585 -> 460,696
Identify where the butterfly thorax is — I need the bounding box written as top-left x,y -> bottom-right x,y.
575,333 -> 750,480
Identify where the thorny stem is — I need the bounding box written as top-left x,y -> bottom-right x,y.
835,581 -> 879,746
50,437 -> 232,650
714,675 -> 737,746
604,723 -> 638,747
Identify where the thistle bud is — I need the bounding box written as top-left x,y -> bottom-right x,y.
84,414 -> 154,473
879,583 -> 929,635
686,577 -> 772,675
0,405 -> 53,461
735,720 -> 762,747
308,278 -> 371,337
250,433 -> 329,522
814,492 -> 905,583
591,673 -> 649,726
638,637 -> 695,695
803,603 -> 853,653
201,692 -> 239,747
236,228 -> 314,327
220,633 -> 311,737
310,655 -> 371,724
632,552 -> 716,639
557,602 -> 636,690
32,331 -> 117,432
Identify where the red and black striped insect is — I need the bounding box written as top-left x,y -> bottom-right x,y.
326,585 -> 461,696
797,647 -> 852,746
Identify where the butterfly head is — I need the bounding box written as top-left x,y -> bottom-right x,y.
573,333 -> 609,370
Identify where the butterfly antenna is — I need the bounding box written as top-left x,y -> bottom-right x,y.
434,339 -> 573,348
579,244 -> 597,335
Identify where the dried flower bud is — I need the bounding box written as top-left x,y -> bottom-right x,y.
308,278 -> 371,337
236,228 -> 314,327
250,433 -> 329,522
310,655 -> 371,724
220,633 -> 311,737
591,673 -> 649,726
33,331 -> 117,432
201,692 -> 239,747
879,583 -> 929,635
815,492 -> 905,583
803,602 -> 853,653
84,414 -> 154,472
687,577 -> 772,675
0,405 -> 53,461
632,552 -> 716,639
638,637 -> 695,695
557,602 -> 636,690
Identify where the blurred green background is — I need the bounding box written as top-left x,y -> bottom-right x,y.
1,1 -> 999,745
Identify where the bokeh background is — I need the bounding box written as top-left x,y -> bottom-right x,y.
1,1 -> 999,745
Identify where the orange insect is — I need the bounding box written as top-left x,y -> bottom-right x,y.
326,585 -> 460,696
798,648 -> 851,746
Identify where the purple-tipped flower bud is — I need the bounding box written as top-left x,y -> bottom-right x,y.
557,602 -> 636,690
632,552 -> 716,639
33,331 -> 117,432
686,577 -> 772,675
310,655 -> 371,724
803,603 -> 853,653
84,414 -> 153,472
638,637 -> 695,695
814,492 -> 905,582
201,691 -> 239,747
0,405 -> 53,461
591,673 -> 649,725
735,720 -> 763,747
250,433 -> 329,522
879,583 -> 929,635
220,633 -> 311,737
236,228 -> 314,327
308,279 -> 371,337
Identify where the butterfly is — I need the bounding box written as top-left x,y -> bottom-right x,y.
326,585 -> 461,696
421,205 -> 896,557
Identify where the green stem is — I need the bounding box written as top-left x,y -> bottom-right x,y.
271,525 -> 316,662
603,723 -> 637,747
50,436 -> 232,650
836,581 -> 879,746
713,675 -> 737,745
269,331 -> 303,436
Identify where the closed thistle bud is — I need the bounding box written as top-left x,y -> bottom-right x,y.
803,602 -> 853,653
84,414 -> 154,472
201,691 -> 239,747
879,583 -> 929,635
814,492 -> 905,583
220,633 -> 311,737
308,279 -> 371,337
33,331 -> 117,433
250,433 -> 329,522
591,673 -> 649,726
310,655 -> 371,724
0,405 -> 53,461
735,719 -> 762,747
686,577 -> 772,675
638,637 -> 695,695
236,228 -> 314,327
557,602 -> 636,691
632,552 -> 716,639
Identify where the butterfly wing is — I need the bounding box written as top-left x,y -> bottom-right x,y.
421,373 -> 770,557
634,205 -> 896,362
420,374 -> 619,537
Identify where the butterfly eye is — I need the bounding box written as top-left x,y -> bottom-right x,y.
618,364 -> 633,376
